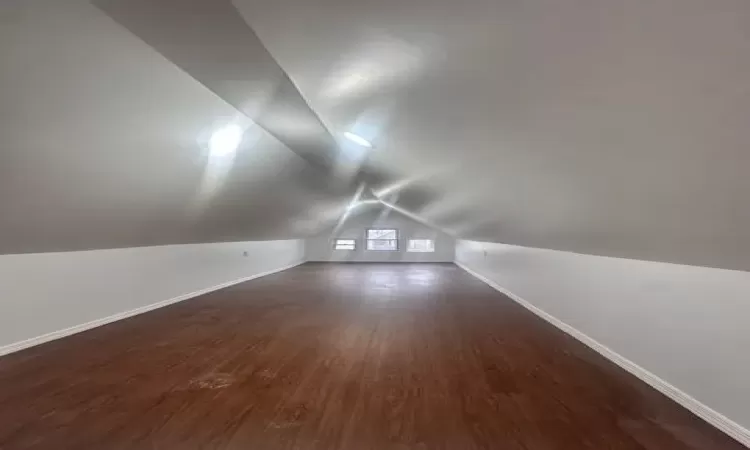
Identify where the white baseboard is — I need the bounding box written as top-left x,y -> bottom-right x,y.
455,261 -> 750,448
0,259 -> 305,357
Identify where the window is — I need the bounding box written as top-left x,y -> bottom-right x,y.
334,239 -> 356,250
407,239 -> 435,252
366,228 -> 398,251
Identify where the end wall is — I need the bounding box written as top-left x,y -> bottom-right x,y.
0,239 -> 305,355
456,240 -> 750,444
305,206 -> 455,262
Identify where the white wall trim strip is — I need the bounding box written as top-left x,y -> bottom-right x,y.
0,259 -> 305,357
455,261 -> 750,448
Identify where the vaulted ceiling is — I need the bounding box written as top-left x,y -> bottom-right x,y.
3,0 -> 750,270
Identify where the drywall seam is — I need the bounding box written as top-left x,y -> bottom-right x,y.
455,261 -> 750,448
0,259 -> 305,357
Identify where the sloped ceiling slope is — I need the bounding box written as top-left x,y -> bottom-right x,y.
0,0 -> 369,254
235,0 -> 750,271
4,0 -> 750,271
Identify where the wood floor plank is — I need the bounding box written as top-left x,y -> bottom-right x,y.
0,263 -> 744,449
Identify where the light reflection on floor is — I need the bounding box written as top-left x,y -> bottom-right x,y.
326,264 -> 450,301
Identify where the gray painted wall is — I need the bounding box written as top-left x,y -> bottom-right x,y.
0,239 -> 304,354
456,240 -> 750,435
306,205 -> 455,262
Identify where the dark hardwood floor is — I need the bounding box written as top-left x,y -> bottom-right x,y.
0,263 -> 743,449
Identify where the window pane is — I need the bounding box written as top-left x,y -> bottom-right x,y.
366,239 -> 398,251
367,229 -> 397,240
334,239 -> 356,250
407,239 -> 435,252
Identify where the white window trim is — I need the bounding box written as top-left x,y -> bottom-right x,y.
407,239 -> 436,252
333,238 -> 356,250
365,228 -> 399,251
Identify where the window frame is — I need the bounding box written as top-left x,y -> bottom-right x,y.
365,228 -> 399,251
406,239 -> 436,253
333,238 -> 356,251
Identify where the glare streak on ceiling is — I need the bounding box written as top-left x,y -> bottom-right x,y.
94,0 -> 412,205
0,0 -> 362,253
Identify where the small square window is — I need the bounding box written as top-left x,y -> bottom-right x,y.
407,239 -> 435,252
366,229 -> 398,240
366,229 -> 398,251
334,239 -> 356,250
